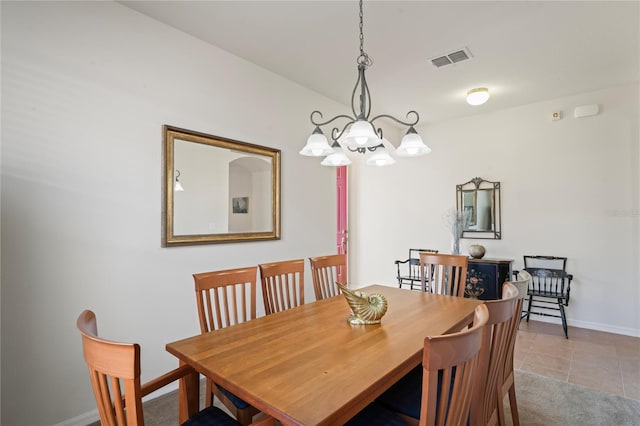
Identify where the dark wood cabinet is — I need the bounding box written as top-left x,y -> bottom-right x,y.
466,258 -> 513,300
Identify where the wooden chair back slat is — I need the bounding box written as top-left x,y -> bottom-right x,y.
77,309 -> 275,426
112,376 -> 126,425
259,259 -> 305,314
419,253 -> 469,297
77,310 -> 145,426
309,254 -> 346,300
502,276 -> 528,380
469,282 -> 518,426
496,273 -> 530,426
193,267 -> 258,332
192,267 -> 262,423
419,304 -> 489,426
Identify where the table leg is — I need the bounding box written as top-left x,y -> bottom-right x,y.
178,362 -> 200,422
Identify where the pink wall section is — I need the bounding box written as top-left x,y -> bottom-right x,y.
337,166 -> 348,282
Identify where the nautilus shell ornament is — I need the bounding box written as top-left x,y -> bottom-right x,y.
336,282 -> 388,325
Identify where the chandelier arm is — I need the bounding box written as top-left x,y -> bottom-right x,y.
310,110 -> 356,128
347,146 -> 367,154
351,68 -> 363,118
362,67 -> 372,119
303,0 -> 423,165
369,110 -> 420,127
332,121 -> 356,142
351,65 -> 373,120
367,143 -> 384,152
347,143 -> 384,154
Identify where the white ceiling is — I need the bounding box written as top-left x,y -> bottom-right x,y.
119,1 -> 639,125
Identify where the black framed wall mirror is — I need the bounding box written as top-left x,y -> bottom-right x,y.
162,125 -> 281,246
456,177 -> 501,240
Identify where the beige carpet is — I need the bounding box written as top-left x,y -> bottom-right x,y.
505,370 -> 640,426
93,370 -> 640,425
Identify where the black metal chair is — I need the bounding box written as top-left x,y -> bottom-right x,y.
522,255 -> 574,338
395,248 -> 438,290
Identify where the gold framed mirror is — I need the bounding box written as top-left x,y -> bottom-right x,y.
456,177 -> 501,240
162,125 -> 281,246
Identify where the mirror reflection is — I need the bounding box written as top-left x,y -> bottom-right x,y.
456,177 -> 501,240
163,126 -> 281,246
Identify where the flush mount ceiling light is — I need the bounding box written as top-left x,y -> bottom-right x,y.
466,87 -> 490,106
300,0 -> 431,167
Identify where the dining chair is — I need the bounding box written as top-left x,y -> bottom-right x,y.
258,258 -> 305,314
419,252 -> 468,297
497,272 -> 531,426
522,255 -> 574,338
76,310 -> 274,426
469,282 -> 518,426
373,304 -> 490,425
421,303 -> 489,425
395,248 -> 439,290
193,267 -> 262,425
309,253 -> 346,300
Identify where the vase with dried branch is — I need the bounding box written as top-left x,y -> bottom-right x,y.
443,207 -> 471,255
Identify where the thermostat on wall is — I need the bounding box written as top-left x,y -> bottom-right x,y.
574,104 -> 600,118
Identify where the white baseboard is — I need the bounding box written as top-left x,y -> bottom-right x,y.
524,313 -> 640,337
54,409 -> 99,426
55,382 -> 180,426
568,318 -> 640,337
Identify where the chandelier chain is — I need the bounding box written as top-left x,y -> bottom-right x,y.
301,0 -> 428,165
359,0 -> 364,56
357,0 -> 372,68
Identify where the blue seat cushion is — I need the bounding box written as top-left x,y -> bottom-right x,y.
376,365 -> 423,419
181,405 -> 242,426
344,401 -> 410,426
217,384 -> 251,410
377,366 -> 460,422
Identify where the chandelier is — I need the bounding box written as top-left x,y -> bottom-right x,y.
300,0 -> 431,167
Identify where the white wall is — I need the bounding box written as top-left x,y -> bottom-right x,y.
174,140 -> 231,235
1,2 -> 342,424
351,84 -> 639,337
2,2 -> 639,425
252,168 -> 272,231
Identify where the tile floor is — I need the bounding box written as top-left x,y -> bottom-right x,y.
514,319 -> 640,400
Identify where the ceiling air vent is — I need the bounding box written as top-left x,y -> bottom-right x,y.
430,47 -> 473,68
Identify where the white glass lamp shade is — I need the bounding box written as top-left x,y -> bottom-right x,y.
466,88 -> 490,106
321,144 -> 352,166
365,146 -> 396,167
300,127 -> 333,156
343,119 -> 380,149
174,170 -> 184,191
395,127 -> 431,157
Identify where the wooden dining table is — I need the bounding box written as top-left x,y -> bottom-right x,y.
167,285 -> 483,426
